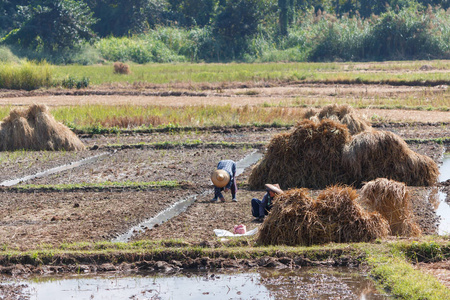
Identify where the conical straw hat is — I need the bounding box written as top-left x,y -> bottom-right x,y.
265,183 -> 283,194
211,169 -> 230,188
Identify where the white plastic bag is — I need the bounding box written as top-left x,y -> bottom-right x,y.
213,227 -> 258,237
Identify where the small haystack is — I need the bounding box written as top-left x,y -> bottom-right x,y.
360,178 -> 421,237
249,119 -> 350,189
0,104 -> 85,151
257,186 -> 389,246
342,130 -> 439,186
313,104 -> 371,135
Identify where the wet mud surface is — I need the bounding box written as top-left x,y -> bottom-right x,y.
0,121 -> 448,296
20,147 -> 254,186
0,124 -> 445,249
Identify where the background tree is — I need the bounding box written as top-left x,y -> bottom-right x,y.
86,0 -> 169,37
168,0 -> 218,27
213,0 -> 264,59
2,0 -> 96,53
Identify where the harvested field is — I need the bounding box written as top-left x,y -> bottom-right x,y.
0,79 -> 448,298
17,147 -> 256,186
0,122 -> 445,250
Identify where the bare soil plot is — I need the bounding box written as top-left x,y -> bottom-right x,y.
18,147 -> 255,186
0,126 -> 445,250
0,189 -> 194,250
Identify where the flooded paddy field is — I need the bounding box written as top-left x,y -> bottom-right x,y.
2,267 -> 390,300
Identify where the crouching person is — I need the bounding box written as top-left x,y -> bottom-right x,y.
251,184 -> 283,221
211,159 -> 237,202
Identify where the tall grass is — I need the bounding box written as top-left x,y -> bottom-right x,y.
0,61 -> 53,90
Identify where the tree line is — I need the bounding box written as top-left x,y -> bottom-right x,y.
1,0 -> 449,62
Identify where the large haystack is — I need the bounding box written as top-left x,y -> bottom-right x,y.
250,104 -> 438,189
312,104 -> 371,135
0,104 -> 85,151
360,178 -> 421,237
257,186 -> 389,246
249,119 -> 351,189
342,130 -> 439,186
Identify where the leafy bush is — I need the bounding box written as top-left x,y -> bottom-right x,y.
61,76 -> 90,89
363,5 -> 443,59
0,46 -> 20,63
95,36 -> 185,63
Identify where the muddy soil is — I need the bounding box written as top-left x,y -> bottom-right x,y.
0,189 -> 197,250
0,150 -> 100,184
0,87 -> 448,293
17,147 -> 255,186
418,260 -> 450,289
0,126 -> 446,250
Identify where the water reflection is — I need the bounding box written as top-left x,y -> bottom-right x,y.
17,267 -> 389,300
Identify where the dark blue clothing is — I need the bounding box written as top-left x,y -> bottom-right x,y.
251,192 -> 273,218
214,160 -> 237,199
216,160 -> 236,189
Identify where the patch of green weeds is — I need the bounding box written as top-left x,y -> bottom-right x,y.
366,242 -> 450,300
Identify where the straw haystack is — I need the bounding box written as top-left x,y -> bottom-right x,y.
249,119 -> 351,190
257,186 -> 389,246
0,104 -> 85,151
360,178 -> 421,237
311,104 -> 371,135
250,104 -> 438,189
342,130 -> 439,186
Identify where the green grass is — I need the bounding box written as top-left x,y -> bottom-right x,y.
52,61 -> 450,86
366,240 -> 450,300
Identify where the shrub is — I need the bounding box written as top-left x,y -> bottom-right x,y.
0,46 -> 20,63
61,76 -> 90,89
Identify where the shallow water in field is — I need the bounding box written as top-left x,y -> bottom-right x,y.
439,153 -> 450,183
14,267 -> 390,300
436,153 -> 450,235
0,152 -> 110,186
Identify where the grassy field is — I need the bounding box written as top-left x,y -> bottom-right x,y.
52,61 -> 450,86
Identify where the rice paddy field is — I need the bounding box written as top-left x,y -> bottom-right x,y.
0,60 -> 449,299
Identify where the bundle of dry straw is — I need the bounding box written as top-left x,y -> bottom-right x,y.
249,119 -> 350,189
0,104 -> 85,151
342,130 -> 439,186
250,104 -> 438,189
360,178 -> 421,236
257,186 -> 389,246
308,104 -> 371,135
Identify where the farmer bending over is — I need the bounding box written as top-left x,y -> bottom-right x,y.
211,159 -> 237,202
251,184 -> 283,221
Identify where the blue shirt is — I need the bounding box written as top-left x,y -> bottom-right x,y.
217,160 -> 236,189
259,192 -> 272,217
